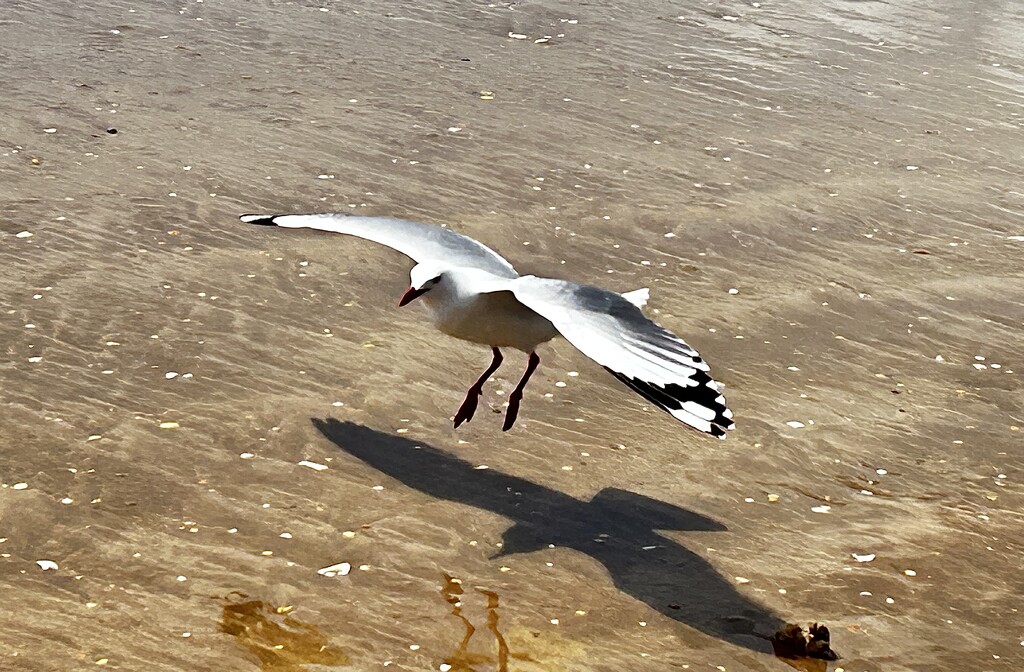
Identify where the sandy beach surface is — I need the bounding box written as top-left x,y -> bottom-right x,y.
2,0 -> 1023,670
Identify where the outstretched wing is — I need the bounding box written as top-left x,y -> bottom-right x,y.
240,212 -> 519,278
509,276 -> 734,437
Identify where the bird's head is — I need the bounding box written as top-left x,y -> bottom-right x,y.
399,264 -> 445,306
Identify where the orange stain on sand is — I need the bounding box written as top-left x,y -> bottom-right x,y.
219,595 -> 349,671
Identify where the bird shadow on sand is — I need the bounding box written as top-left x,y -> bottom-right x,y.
312,419 -> 806,655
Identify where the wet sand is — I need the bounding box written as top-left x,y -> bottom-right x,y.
2,0 -> 1023,670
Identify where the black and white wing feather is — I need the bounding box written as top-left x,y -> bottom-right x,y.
240,213 -> 518,279
509,276 -> 734,437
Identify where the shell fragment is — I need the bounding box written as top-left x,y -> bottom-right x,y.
318,562 -> 351,577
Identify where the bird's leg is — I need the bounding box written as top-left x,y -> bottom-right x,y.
453,347 -> 504,428
502,352 -> 540,431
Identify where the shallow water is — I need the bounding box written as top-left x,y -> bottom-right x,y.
1,0 -> 1022,670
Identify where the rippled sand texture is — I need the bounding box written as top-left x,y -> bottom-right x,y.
2,0 -> 1023,670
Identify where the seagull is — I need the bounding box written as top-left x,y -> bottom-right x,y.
240,212 -> 735,437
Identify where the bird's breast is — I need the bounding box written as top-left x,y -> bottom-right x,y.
424,291 -> 557,352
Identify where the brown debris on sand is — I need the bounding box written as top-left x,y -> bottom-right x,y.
771,622 -> 840,663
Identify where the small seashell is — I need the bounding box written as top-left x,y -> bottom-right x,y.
317,562 -> 351,577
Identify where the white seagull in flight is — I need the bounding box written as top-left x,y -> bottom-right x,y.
240,212 -> 735,437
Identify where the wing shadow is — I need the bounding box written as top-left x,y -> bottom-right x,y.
313,418 -> 786,653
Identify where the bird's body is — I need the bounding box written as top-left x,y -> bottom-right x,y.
240,212 -> 735,437
423,274 -> 558,351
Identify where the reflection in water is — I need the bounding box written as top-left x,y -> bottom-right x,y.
313,419 -> 822,656
219,594 -> 349,671
480,589 -> 512,670
440,573 -> 487,671
439,573 -> 529,672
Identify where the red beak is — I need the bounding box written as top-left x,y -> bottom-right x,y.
398,286 -> 428,307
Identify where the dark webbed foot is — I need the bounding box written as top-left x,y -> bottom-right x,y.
453,347 -> 503,428
453,393 -> 480,428
501,352 -> 540,432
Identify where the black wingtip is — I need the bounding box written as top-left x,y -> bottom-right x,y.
605,366 -> 734,438
239,214 -> 278,226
